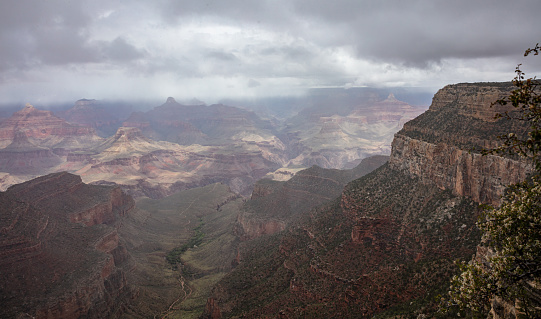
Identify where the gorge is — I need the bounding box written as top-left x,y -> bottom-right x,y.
0,82 -> 533,318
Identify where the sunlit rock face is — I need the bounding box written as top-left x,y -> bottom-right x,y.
0,103 -> 102,149
0,172 -> 136,319
283,93 -> 426,169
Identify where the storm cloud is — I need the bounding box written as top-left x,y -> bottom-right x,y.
0,0 -> 540,104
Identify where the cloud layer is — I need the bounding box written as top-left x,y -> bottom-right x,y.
1,0 -> 540,104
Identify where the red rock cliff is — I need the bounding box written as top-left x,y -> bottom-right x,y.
0,172 -> 136,319
389,83 -> 532,206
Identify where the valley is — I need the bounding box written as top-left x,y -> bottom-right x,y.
0,82 -> 535,318
0,89 -> 425,198
1,1 -> 538,318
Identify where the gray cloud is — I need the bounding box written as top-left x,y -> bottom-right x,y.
159,0 -> 541,65
0,0 -> 540,104
247,79 -> 261,88
100,37 -> 146,62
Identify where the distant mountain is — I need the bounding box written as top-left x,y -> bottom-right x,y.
0,103 -> 102,149
123,97 -> 279,146
220,87 -> 435,122
282,93 -> 426,168
202,82 -> 532,318
56,99 -> 123,137
0,102 -> 287,197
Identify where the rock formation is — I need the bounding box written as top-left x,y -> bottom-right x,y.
0,103 -> 287,198
58,126 -> 281,198
0,130 -> 62,175
0,103 -> 102,149
202,83 -> 532,318
236,155 -> 389,240
283,93 -> 426,169
0,172 -> 136,319
56,99 -> 123,137
122,97 -> 282,149
390,82 -> 532,206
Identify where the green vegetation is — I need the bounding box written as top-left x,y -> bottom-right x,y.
118,183 -> 244,319
166,218 -> 205,268
446,44 -> 541,318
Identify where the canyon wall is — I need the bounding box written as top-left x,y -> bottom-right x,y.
389,82 -> 532,206
235,155 -> 389,241
0,172 -> 136,319
204,83 -> 533,318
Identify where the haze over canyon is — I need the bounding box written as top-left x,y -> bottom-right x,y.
2,1 -> 541,318
0,80 -> 537,318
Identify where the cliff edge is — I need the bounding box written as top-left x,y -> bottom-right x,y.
0,172 -> 136,319
203,82 -> 533,318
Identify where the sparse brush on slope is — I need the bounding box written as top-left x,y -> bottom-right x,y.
446,43 -> 541,318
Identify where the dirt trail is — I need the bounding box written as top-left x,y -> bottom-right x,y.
159,272 -> 193,319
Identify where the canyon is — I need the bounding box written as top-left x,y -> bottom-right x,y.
0,92 -> 421,198
202,82 -> 532,318
282,93 -> 426,168
0,82 -> 531,318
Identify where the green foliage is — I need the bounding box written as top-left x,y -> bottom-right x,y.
446,43 -> 541,318
166,219 -> 205,268
483,44 -> 541,169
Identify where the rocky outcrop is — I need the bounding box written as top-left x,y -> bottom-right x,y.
390,136 -> 530,206
390,82 -> 532,206
204,83 -> 532,318
0,103 -> 102,149
236,214 -> 286,241
0,172 -> 136,319
0,131 -> 63,175
60,126 -> 283,198
235,156 -> 389,240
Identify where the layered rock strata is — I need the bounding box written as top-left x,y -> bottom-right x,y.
0,103 -> 102,149
390,82 -> 532,206
284,93 -> 426,169
236,155 -> 389,240
0,102 -> 287,199
0,172 -> 136,319
203,83 -> 533,318
64,127 -> 281,198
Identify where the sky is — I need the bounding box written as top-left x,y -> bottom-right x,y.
0,0 -> 540,105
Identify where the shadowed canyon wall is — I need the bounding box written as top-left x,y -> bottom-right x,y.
0,172 -> 136,319
203,83 -> 533,318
